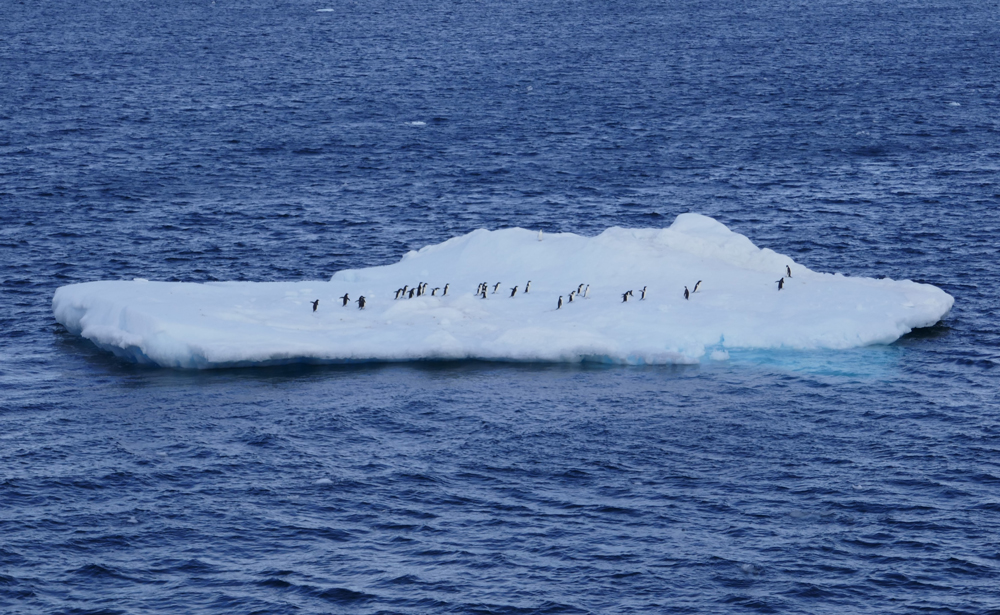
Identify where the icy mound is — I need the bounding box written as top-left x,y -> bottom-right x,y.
53,214 -> 953,369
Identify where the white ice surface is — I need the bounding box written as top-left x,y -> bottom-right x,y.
52,214 -> 953,369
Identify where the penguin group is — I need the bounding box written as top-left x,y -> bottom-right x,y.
556,283 -> 590,306
682,280 -> 702,300
774,266 -> 792,291
395,282 -> 449,300
316,275 -> 727,316
475,281 -> 533,300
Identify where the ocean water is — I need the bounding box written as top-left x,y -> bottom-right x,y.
2,0 -> 1000,612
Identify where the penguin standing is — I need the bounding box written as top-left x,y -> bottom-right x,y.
476,283 -> 483,295
777,278 -> 784,290
622,291 -> 629,303
401,285 -> 408,297
557,296 -> 563,309
640,286 -> 647,300
480,289 -> 488,299
394,289 -> 402,300
443,284 -> 450,296
311,299 -> 320,312
408,288 -> 415,299
568,291 -> 575,303
693,280 -> 702,293
786,265 -> 792,278
683,287 -> 689,300
577,284 -> 584,295
538,230 -> 543,241
340,293 -> 350,307
432,287 -> 440,296
493,282 -> 501,294
525,281 -> 531,293
510,286 -> 518,297
416,283 -> 423,297
357,296 -> 366,309
583,284 -> 589,298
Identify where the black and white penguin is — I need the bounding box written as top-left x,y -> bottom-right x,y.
525,281 -> 531,293
684,287 -> 689,300
476,282 -> 483,295
480,289 -> 488,299
577,284 -> 584,295
493,282 -> 501,294
311,299 -> 320,312
622,291 -> 629,303
443,284 -> 449,296
416,283 -> 423,297
340,293 -> 350,306
583,284 -> 589,298
777,278 -> 784,290
401,285 -> 408,297
568,291 -> 574,303
357,296 -> 366,309
432,287 -> 440,296
394,288 -> 402,300
408,288 -> 415,299
786,265 -> 792,278
510,286 -> 518,297
693,280 -> 702,293
640,286 -> 647,300
557,296 -> 563,309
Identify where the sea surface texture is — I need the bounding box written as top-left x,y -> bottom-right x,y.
2,0 -> 999,613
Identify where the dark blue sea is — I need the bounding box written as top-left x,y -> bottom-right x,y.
2,0 -> 1000,612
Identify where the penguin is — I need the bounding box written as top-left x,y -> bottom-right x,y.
476,282 -> 483,295
443,283 -> 450,296
311,299 -> 320,312
693,280 -> 702,293
777,278 -> 784,290
640,286 -> 647,300
525,280 -> 531,293
340,293 -> 350,307
622,292 -> 629,303
422,282 -> 428,294
786,265 -> 792,278
568,291 -> 574,303
557,296 -> 563,309
493,282 -> 501,294
408,288 -> 415,299
480,289 -> 488,299
684,287 -> 689,300
538,230 -> 544,241
394,288 -> 402,300
401,285 -> 409,297
584,284 -> 589,298
357,296 -> 366,309
577,284 -> 584,295
432,287 -> 440,296
510,286 -> 518,297
416,283 -> 423,297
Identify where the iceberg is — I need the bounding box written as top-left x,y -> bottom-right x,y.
52,214 -> 953,369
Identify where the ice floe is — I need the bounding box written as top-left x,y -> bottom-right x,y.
52,214 -> 953,368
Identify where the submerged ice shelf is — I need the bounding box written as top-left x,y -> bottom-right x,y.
53,214 -> 953,369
